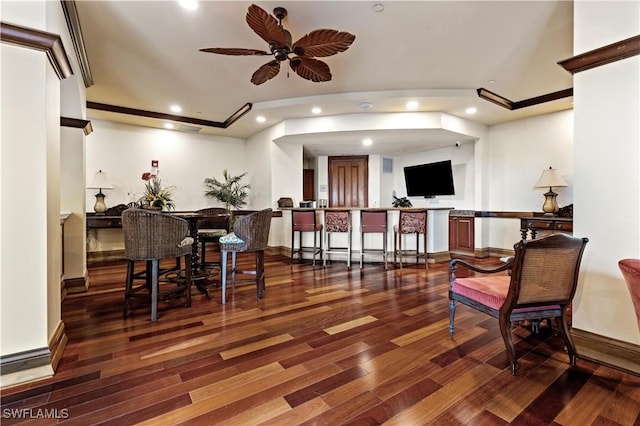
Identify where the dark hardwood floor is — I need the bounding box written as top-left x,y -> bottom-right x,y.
2,251 -> 640,425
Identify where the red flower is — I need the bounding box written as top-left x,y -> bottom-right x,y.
141,172 -> 156,181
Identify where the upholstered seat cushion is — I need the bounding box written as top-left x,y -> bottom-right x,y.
453,276 -> 559,312
219,232 -> 244,244
197,228 -> 228,238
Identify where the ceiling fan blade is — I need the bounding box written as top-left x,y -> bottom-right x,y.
292,29 -> 356,57
290,57 -> 332,82
246,4 -> 287,47
200,47 -> 269,56
251,60 -> 281,85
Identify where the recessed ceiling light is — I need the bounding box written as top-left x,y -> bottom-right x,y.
178,0 -> 198,11
406,100 -> 419,110
256,115 -> 266,123
362,138 -> 373,146
465,107 -> 477,115
170,105 -> 182,113
488,79 -> 496,84
164,123 -> 175,129
311,107 -> 322,114
360,102 -> 373,110
373,3 -> 384,12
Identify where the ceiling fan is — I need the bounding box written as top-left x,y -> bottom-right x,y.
200,4 -> 356,85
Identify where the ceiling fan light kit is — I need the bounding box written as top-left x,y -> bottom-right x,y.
200,4 -> 355,85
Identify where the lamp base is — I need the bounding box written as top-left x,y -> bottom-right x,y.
541,189 -> 559,216
94,190 -> 107,214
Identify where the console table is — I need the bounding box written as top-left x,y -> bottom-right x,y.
520,216 -> 573,239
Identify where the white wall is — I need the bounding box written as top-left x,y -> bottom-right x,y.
86,120 -> 247,211
572,1 -> 640,344
486,110 -> 574,249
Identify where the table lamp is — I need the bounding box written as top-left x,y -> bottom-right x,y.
534,166 -> 567,216
87,170 -> 114,213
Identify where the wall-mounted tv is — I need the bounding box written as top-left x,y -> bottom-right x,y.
404,160 -> 455,198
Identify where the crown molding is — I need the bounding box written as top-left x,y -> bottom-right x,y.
559,35 -> 640,75
60,0 -> 93,87
477,88 -> 573,110
0,21 -> 73,80
61,117 -> 93,135
86,102 -> 252,129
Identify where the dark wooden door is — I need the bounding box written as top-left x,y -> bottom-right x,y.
303,169 -> 315,201
328,156 -> 368,207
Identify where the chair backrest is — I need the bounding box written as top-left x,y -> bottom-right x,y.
232,208 -> 272,252
361,210 -> 387,233
619,258 -> 640,331
504,233 -> 589,310
195,207 -> 230,231
122,208 -> 191,260
292,209 -> 318,232
324,210 -> 350,232
398,209 -> 427,234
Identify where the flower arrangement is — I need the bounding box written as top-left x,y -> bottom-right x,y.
139,172 -> 176,211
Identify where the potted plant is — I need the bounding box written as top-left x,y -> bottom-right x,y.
203,169 -> 250,216
139,172 -> 176,211
392,194 -> 412,208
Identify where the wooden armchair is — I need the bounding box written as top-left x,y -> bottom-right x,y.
122,208 -> 193,321
619,258 -> 640,332
449,233 -> 589,375
219,208 -> 272,304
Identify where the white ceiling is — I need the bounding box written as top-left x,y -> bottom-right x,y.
76,1 -> 575,157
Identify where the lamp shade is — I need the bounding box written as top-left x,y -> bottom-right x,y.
534,167 -> 567,189
87,170 -> 114,190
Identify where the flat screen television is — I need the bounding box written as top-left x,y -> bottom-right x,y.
403,160 -> 455,198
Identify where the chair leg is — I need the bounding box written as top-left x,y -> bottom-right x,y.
221,250 -> 227,304
448,299 -> 456,335
312,230 -> 317,266
498,314 -> 518,375
323,231 -> 329,267
290,230 -> 295,264
556,308 -> 577,366
150,259 -> 159,322
184,254 -> 192,308
347,228 -> 351,269
383,231 -> 388,270
393,231 -> 397,267
398,233 -> 403,269
123,260 -> 135,319
256,250 -> 265,300
231,251 -> 237,292
360,232 -> 364,269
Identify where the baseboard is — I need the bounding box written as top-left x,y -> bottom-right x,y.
64,274 -> 88,294
87,249 -> 125,264
0,347 -> 53,388
474,247 -> 491,258
48,321 -> 67,371
571,328 -> 640,375
431,251 -> 452,264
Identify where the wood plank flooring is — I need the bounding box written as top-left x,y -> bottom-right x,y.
2,252 -> 640,425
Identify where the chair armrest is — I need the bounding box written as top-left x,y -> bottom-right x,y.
449,258 -> 512,275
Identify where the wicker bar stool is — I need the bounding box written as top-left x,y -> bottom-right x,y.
195,207 -> 229,270
219,209 -> 272,304
122,208 -> 193,322
393,209 -> 428,269
291,209 -> 323,265
323,210 -> 352,268
360,209 -> 388,269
